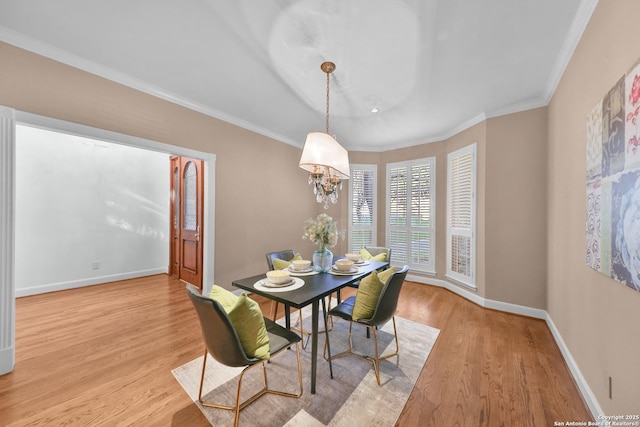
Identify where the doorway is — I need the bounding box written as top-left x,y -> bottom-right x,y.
170,156 -> 204,289
1,108 -> 216,377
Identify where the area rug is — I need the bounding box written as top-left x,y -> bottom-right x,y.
172,308 -> 439,426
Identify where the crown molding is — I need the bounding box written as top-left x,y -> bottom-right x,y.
0,26 -> 302,149
543,0 -> 600,103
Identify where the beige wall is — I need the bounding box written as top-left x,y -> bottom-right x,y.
485,108 -> 547,309
547,0 -> 640,414
0,41 -> 327,289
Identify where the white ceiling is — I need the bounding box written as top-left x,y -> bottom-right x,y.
0,0 -> 597,151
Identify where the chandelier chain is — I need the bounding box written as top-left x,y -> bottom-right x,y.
325,67 -> 330,133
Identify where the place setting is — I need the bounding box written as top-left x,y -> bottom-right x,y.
286,259 -> 319,276
329,258 -> 361,276
254,269 -> 305,292
345,252 -> 370,267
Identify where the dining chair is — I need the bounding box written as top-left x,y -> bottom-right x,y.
265,249 -> 297,320
186,284 -> 303,427
364,245 -> 392,263
344,246 -> 393,334
265,249 -> 330,348
324,265 -> 409,385
348,245 -> 392,290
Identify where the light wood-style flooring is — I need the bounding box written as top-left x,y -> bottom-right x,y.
0,274 -> 592,426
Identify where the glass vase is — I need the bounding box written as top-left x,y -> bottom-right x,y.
313,247 -> 333,273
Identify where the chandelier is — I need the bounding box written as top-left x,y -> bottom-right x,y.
299,61 -> 350,209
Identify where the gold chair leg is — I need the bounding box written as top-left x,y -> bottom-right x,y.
294,296 -> 333,349
270,300 -> 279,321
294,309 -> 311,349
371,326 -> 381,384
370,316 -> 400,385
198,342 -> 303,427
325,316 -> 400,386
324,318 -> 354,360
197,348 -> 208,403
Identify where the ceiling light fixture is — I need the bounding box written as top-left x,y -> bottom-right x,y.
299,61 -> 350,209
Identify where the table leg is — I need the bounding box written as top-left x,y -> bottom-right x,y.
311,299 -> 319,394
321,297 -> 333,379
285,303 -> 291,330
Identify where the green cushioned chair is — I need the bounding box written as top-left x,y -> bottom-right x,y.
324,265 -> 409,385
265,249 -> 298,321
186,284 -> 303,426
265,249 -> 331,348
361,246 -> 392,263
346,246 -> 394,339
348,245 -> 393,290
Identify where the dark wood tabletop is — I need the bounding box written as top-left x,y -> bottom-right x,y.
232,260 -> 388,308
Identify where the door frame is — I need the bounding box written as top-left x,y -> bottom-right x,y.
2,109 -> 216,377
15,111 -> 216,288
170,156 -> 205,288
11,110 -> 216,268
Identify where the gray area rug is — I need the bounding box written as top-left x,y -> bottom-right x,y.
172,308 -> 439,426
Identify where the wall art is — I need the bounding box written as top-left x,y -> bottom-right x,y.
586,58 -> 640,293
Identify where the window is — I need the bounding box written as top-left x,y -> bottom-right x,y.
446,143 -> 477,288
348,164 -> 377,252
386,158 -> 435,272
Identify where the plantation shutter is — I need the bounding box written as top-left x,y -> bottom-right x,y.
386,158 -> 435,271
446,144 -> 476,287
388,165 -> 408,263
348,165 -> 377,253
410,163 -> 432,266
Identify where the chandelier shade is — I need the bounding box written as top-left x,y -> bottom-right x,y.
299,131 -> 350,179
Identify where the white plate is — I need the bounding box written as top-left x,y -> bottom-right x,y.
254,277 -> 305,293
262,278 -> 296,288
288,269 -> 320,277
287,265 -> 313,273
353,260 -> 370,266
330,265 -> 359,275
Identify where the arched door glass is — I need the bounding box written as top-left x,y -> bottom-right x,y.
183,161 -> 197,231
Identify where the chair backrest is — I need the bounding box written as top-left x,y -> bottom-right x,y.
265,249 -> 296,271
364,246 -> 392,264
185,284 -> 252,367
368,265 -> 409,326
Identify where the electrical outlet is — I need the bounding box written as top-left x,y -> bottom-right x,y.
92,261 -> 101,270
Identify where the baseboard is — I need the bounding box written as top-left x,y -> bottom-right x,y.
0,345 -> 15,376
15,268 -> 168,297
545,314 -> 604,418
406,274 -> 600,419
406,274 -> 547,319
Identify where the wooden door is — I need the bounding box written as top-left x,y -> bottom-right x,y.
169,156 -> 204,289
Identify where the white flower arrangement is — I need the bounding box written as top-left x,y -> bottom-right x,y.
302,213 -> 344,251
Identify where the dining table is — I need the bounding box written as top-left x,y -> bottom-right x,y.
232,258 -> 389,394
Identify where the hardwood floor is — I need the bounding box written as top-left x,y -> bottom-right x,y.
0,275 -> 592,426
